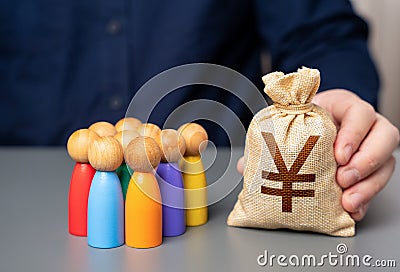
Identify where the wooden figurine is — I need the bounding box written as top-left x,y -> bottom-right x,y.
87,137 -> 124,248
178,123 -> 208,226
67,129 -> 99,236
115,117 -> 142,132
114,130 -> 140,200
89,121 -> 117,137
156,129 -> 187,237
124,136 -> 162,248
137,123 -> 161,144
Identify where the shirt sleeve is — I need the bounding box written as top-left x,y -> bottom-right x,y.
254,0 -> 380,108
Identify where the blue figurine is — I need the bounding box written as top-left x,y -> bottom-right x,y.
87,136 -> 125,248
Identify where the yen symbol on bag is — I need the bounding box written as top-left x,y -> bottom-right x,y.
260,132 -> 320,212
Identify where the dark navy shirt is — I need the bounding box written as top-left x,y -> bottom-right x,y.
0,0 -> 379,145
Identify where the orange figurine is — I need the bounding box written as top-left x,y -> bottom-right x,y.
124,136 -> 163,248
115,117 -> 142,132
89,121 -> 117,137
178,123 -> 208,226
67,128 -> 99,236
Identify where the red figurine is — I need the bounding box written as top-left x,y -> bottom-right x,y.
67,129 -> 99,236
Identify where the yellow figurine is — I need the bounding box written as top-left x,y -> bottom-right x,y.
178,123 -> 208,226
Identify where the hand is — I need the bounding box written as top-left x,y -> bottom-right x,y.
237,89 -> 399,221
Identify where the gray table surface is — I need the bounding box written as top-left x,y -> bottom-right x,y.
0,147 -> 399,272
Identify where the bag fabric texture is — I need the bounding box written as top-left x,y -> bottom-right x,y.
227,67 -> 355,237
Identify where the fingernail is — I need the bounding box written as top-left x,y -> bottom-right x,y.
344,145 -> 353,163
342,168 -> 360,187
350,193 -> 363,211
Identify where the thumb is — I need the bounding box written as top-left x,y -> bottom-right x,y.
237,156 -> 244,175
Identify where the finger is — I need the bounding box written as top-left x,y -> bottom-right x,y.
237,156 -> 244,175
350,203 -> 370,221
341,156 -> 396,214
337,114 -> 399,188
333,99 -> 376,166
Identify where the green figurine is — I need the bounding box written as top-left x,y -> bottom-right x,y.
114,129 -> 140,200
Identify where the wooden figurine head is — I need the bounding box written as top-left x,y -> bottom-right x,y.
88,136 -> 124,171
67,129 -> 100,163
124,136 -> 161,173
115,117 -> 142,132
160,129 -> 186,163
137,123 -> 161,145
89,121 -> 117,137
178,123 -> 208,156
114,130 -> 140,151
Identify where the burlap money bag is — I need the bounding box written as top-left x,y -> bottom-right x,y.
227,67 -> 355,237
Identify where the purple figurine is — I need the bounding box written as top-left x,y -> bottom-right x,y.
156,129 -> 186,237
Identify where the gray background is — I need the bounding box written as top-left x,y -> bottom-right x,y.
0,147 -> 399,272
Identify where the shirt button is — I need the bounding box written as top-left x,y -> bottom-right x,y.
109,94 -> 123,110
106,20 -> 121,35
